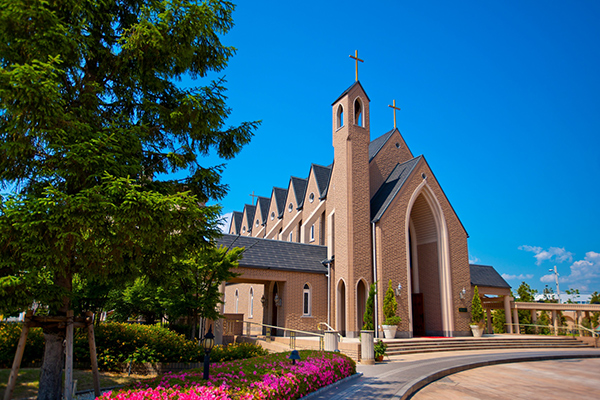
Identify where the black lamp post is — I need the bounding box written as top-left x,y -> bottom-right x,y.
288,350 -> 301,365
201,325 -> 215,380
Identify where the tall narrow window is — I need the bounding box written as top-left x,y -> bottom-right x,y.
303,284 -> 311,316
310,224 -> 315,242
235,289 -> 239,313
249,287 -> 254,318
337,105 -> 344,128
354,98 -> 363,126
289,232 -> 293,242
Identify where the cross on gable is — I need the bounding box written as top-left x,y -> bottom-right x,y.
388,99 -> 401,129
249,191 -> 258,206
349,50 -> 364,82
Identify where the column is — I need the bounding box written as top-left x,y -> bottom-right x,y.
577,311 -> 582,337
324,331 -> 339,352
486,309 -> 492,334
513,308 -> 520,334
504,295 -> 513,334
360,330 -> 374,365
531,309 -> 537,334
552,310 -> 558,336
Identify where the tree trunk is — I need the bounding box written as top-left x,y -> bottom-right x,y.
37,328 -> 66,400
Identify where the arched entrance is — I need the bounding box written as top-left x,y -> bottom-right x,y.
407,188 -> 453,336
356,280 -> 367,331
337,279 -> 346,336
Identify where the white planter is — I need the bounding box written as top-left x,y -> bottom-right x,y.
470,324 -> 483,337
382,325 -> 397,339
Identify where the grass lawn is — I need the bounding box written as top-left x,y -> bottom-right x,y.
0,368 -> 152,399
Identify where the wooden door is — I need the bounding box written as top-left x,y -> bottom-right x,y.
412,293 -> 425,336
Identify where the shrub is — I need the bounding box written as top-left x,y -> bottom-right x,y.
383,280 -> 401,326
471,286 -> 484,325
1,322 -> 267,371
362,283 -> 376,330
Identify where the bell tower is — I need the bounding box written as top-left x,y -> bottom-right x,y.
330,75 -> 372,337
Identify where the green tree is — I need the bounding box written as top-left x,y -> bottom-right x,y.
492,307 -> 506,333
590,291 -> 600,304
471,286 -> 484,325
0,1 -> 258,398
516,282 -> 537,333
382,280 -> 401,326
565,288 -> 580,304
362,283 -> 376,331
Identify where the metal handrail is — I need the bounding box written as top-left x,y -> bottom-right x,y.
505,322 -> 598,345
236,320 -> 324,338
317,322 -> 343,342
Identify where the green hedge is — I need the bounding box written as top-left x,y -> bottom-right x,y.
0,322 -> 267,371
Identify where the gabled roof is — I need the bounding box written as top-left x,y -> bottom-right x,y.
470,264 -> 511,289
290,176 -> 308,210
331,80 -> 371,105
217,234 -> 328,274
231,211 -> 243,234
369,129 -> 396,161
272,187 -> 288,218
311,164 -> 332,200
256,196 -> 270,224
242,204 -> 256,232
370,156 -> 422,222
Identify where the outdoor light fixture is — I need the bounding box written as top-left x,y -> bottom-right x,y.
395,283 -> 402,297
288,350 -> 301,365
202,325 -> 215,380
459,287 -> 466,299
260,294 -> 267,307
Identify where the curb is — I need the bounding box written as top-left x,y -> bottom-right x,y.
303,373 -> 363,399
394,352 -> 600,400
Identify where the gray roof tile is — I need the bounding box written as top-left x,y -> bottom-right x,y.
371,156 -> 422,222
312,164 -> 332,199
242,204 -> 256,233
290,176 -> 308,209
257,196 -> 270,224
231,211 -> 243,233
272,187 -> 288,218
369,128 -> 396,161
470,264 -> 511,289
217,234 -> 328,274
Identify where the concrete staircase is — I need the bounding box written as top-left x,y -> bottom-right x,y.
383,335 -> 595,356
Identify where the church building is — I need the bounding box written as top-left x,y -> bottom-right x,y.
220,69 -> 501,338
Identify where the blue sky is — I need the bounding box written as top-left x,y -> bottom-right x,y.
193,1 -> 600,295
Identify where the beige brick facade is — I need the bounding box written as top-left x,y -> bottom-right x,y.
227,80 -> 475,338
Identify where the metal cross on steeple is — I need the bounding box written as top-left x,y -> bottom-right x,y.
249,191 -> 258,206
349,50 -> 364,82
388,99 -> 401,129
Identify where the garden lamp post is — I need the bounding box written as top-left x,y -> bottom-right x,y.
202,325 -> 215,380
288,350 -> 301,365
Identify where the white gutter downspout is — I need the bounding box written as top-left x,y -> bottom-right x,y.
372,222 -> 379,338
322,258 -> 334,328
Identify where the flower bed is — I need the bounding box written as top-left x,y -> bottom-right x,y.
99,350 -> 356,399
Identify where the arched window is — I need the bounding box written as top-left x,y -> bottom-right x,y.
303,283 -> 311,316
249,287 -> 254,318
337,105 -> 344,128
354,98 -> 363,126
235,289 -> 239,313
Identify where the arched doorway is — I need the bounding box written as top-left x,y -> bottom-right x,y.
408,191 -> 448,336
356,280 -> 367,331
337,279 -> 346,336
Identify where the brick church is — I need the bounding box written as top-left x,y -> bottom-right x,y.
220,71 -> 508,338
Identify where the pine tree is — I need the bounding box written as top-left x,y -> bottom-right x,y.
383,280 -> 401,326
471,286 -> 485,325
362,283 -> 377,330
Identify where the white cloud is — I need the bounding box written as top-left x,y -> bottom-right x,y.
502,273 -> 534,281
469,255 -> 480,264
518,245 -> 573,265
540,251 -> 600,289
218,212 -> 233,234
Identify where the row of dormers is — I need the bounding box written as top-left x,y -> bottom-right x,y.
229,163 -> 332,244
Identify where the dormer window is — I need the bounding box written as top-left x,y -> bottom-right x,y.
309,193 -> 315,203
242,226 -> 246,233
255,219 -> 259,227
270,212 -> 275,220
288,203 -> 293,213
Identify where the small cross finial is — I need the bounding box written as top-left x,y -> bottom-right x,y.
388,99 -> 401,129
249,191 -> 258,205
349,50 -> 364,82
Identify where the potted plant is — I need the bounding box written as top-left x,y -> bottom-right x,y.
470,286 -> 485,337
382,280 -> 401,338
374,339 -> 387,362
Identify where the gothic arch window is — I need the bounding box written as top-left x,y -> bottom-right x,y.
337,104 -> 344,128
303,283 -> 311,316
235,289 -> 239,313
354,97 -> 363,127
249,287 -> 254,318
